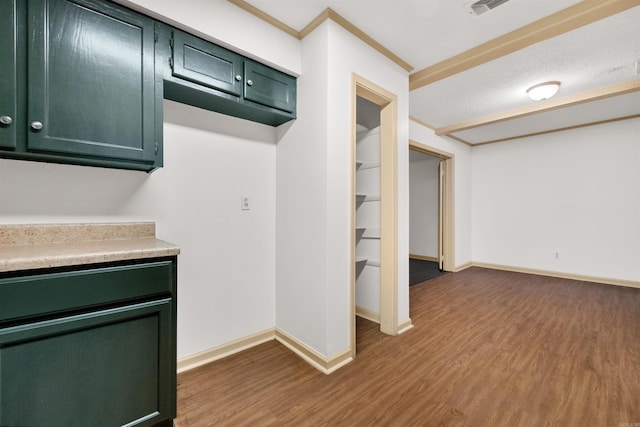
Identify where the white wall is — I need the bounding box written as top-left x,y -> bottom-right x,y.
275,23 -> 330,352
409,121 -> 473,269
276,20 -> 410,357
0,101 -> 278,360
472,118 -> 640,282
0,0 -> 300,361
409,153 -> 440,258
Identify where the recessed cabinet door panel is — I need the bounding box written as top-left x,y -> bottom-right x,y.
0,300 -> 172,427
244,60 -> 296,114
27,0 -> 157,164
0,0 -> 18,149
171,30 -> 243,97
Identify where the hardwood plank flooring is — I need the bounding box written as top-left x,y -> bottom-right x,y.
175,267 -> 640,426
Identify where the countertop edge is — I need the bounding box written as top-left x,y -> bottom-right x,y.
0,236 -> 180,273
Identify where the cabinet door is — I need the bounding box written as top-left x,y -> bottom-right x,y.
0,299 -> 174,427
244,60 -> 296,114
0,0 -> 18,149
27,0 -> 158,166
171,29 -> 243,97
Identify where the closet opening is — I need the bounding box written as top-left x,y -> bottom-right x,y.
350,74 -> 398,359
409,141 -> 455,274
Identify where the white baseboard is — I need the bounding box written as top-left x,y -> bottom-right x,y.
397,318 -> 414,334
472,262 -> 640,289
177,328 -> 275,373
454,261 -> 473,272
355,306 -> 380,323
178,327 -> 353,376
275,329 -> 353,375
409,253 -> 438,262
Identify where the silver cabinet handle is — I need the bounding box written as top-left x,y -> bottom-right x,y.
247,80 -> 253,86
31,121 -> 43,131
0,116 -> 12,125
235,75 -> 242,81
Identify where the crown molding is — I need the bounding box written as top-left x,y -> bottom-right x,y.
227,1 -> 413,72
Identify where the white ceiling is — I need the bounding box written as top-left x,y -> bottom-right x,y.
241,0 -> 640,145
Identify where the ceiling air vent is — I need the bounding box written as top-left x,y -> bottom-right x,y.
466,0 -> 511,16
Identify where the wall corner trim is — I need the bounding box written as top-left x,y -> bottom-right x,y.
396,319 -> 414,335
177,327 -> 276,373
356,306 -> 381,324
275,329 -> 353,375
454,262 -> 473,272
178,328 -> 354,375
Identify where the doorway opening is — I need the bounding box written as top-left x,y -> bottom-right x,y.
350,74 -> 398,358
409,141 -> 455,273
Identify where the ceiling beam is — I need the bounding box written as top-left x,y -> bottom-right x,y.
409,0 -> 640,91
471,114 -> 640,146
435,79 -> 640,136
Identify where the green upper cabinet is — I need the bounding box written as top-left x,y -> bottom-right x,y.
161,25 -> 297,127
171,30 -> 243,97
0,0 -> 297,171
244,60 -> 296,114
0,0 -> 19,149
25,0 -> 160,170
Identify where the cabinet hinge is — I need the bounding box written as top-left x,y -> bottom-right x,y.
154,32 -> 158,43
169,38 -> 174,48
155,142 -> 158,155
169,57 -> 173,68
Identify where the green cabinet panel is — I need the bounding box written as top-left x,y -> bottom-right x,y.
171,29 -> 243,97
0,258 -> 177,426
27,0 -> 159,166
244,60 -> 296,114
0,0 -> 19,149
0,301 -> 171,427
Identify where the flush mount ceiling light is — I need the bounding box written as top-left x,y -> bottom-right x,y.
526,81 -> 561,101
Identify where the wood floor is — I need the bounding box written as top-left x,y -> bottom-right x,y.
175,267 -> 640,426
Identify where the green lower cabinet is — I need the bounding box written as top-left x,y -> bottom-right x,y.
0,258 -> 177,427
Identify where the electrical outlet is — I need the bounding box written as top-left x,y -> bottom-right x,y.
241,195 -> 250,210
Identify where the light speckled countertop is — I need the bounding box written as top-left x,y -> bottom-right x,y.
0,222 -> 180,273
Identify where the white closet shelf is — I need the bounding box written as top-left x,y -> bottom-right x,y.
360,227 -> 380,239
355,161 -> 381,170
356,257 -> 368,264
366,260 -> 381,267
356,194 -> 380,202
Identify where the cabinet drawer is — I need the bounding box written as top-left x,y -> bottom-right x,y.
0,260 -> 173,323
171,29 -> 243,97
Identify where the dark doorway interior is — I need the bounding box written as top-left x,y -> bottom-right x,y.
409,259 -> 445,286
